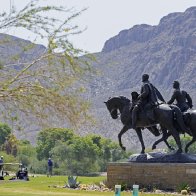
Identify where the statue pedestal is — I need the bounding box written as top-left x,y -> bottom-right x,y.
107,153 -> 196,189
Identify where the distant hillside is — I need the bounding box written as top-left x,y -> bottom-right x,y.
0,7 -> 195,152
96,6 -> 196,97
0,33 -> 46,64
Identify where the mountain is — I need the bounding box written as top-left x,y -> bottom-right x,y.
94,6 -> 196,97
0,7 -> 195,152
0,33 -> 46,64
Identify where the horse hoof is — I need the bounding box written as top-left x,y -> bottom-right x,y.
176,149 -> 182,154
152,145 -> 156,150
122,146 -> 126,151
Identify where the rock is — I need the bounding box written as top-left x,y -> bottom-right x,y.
181,190 -> 188,195
128,152 -> 196,163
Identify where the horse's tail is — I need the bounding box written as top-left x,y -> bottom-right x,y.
171,105 -> 189,133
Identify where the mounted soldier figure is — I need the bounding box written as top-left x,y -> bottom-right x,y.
132,74 -> 165,129
167,80 -> 193,112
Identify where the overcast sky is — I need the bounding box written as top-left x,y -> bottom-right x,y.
1,0 -> 196,53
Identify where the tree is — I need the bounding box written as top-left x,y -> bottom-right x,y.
17,140 -> 36,166
51,137 -> 100,175
0,0 -> 94,129
0,123 -> 11,146
2,134 -> 19,156
36,127 -> 75,160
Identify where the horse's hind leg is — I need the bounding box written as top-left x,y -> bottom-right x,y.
185,138 -> 196,153
152,130 -> 174,150
135,128 -> 145,154
164,135 -> 175,151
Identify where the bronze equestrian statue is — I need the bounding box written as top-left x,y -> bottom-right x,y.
104,95 -> 190,154
104,74 -> 194,154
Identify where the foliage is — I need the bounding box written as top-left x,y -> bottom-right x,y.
67,176 -> 80,188
36,128 -> 129,175
0,123 -> 11,146
51,137 -> 100,175
168,135 -> 196,153
88,134 -> 129,171
36,128 -> 75,160
29,158 -> 47,174
17,139 -> 37,166
0,0 -> 95,130
176,183 -> 191,194
0,151 -> 18,171
0,127 -> 130,175
1,134 -> 19,156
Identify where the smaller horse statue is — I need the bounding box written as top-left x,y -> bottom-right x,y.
104,96 -> 189,154
152,109 -> 196,153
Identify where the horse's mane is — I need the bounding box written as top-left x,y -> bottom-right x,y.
107,96 -> 131,105
119,96 -> 130,102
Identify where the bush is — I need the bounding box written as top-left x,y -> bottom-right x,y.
177,183 -> 191,194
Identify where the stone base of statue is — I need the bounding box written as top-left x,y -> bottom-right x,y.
107,152 -> 196,190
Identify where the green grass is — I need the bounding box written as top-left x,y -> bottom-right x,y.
0,175 -> 179,196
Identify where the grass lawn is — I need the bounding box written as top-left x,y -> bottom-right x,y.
0,175 -> 180,196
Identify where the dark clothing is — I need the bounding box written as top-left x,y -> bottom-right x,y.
48,160 -> 53,167
47,159 -> 53,177
0,159 -> 3,171
132,81 -> 165,128
16,168 -> 29,180
138,81 -> 165,107
167,88 -> 192,112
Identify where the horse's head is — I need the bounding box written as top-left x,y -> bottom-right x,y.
104,96 -> 130,119
104,98 -> 118,119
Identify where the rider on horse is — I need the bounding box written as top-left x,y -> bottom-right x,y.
132,74 -> 165,129
167,80 -> 193,112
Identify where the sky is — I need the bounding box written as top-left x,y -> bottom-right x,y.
1,0 -> 196,53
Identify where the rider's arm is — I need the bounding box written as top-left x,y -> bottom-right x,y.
167,91 -> 177,104
186,92 -> 193,108
154,87 -> 165,102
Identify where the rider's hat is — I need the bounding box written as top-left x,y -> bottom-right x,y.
173,80 -> 180,88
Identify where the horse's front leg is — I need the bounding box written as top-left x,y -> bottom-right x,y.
118,125 -> 129,151
171,128 -> 182,154
135,128 -> 145,154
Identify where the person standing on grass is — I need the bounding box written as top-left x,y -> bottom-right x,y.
47,158 -> 53,177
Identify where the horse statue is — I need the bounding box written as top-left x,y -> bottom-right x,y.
152,109 -> 196,153
104,96 -> 189,154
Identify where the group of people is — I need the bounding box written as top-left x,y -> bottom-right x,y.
131,74 -> 193,129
